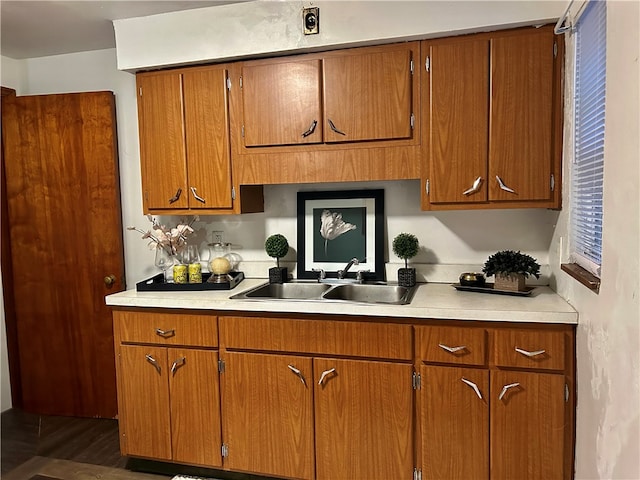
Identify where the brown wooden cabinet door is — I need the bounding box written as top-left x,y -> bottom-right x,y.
118,345 -> 172,461
489,28 -> 555,202
241,59 -> 322,147
137,72 -> 188,210
424,38 -> 489,204
222,352 -> 314,480
421,365 -> 489,480
183,67 -> 233,210
324,46 -> 413,143
168,348 -> 222,467
314,358 -> 413,480
490,370 -> 565,480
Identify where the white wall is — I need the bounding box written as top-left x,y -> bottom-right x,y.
549,2 -> 640,478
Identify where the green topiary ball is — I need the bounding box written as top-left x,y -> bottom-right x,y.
392,233 -> 419,268
265,234 -> 289,266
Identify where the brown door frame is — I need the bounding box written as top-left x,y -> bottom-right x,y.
1,86 -> 22,408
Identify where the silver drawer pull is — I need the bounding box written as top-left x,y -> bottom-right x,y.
496,175 -> 516,194
145,354 -> 161,375
190,186 -> 206,204
438,343 -> 466,353
168,187 -> 182,204
462,176 -> 483,195
287,364 -> 307,387
515,347 -> 546,357
171,356 -> 186,375
301,119 -> 318,138
498,382 -> 520,400
318,368 -> 336,386
461,377 -> 483,400
155,328 -> 175,338
327,119 -> 346,136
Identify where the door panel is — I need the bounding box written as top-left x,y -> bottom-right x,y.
421,365 -> 489,480
490,370 -> 565,479
169,348 -> 222,467
314,357 -> 413,480
427,39 -> 489,204
119,345 -> 171,460
324,48 -> 413,143
242,60 -> 322,147
2,92 -> 124,417
489,29 -> 554,201
222,352 -> 314,480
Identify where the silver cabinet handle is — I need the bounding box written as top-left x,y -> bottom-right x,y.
155,328 -> 175,338
171,356 -> 186,375
287,364 -> 307,387
495,176 -> 516,194
145,354 -> 161,375
461,377 -> 483,400
190,186 -> 206,204
438,343 -> 466,353
515,347 -> 546,357
318,368 -> 336,386
498,382 -> 520,400
301,119 -> 318,138
169,187 -> 182,204
462,176 -> 483,195
327,119 -> 346,136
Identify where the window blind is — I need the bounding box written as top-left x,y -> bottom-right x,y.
571,0 -> 606,276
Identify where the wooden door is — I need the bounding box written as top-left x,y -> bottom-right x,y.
118,345 -> 172,460
324,46 -> 414,143
183,67 -> 233,210
241,59 -> 322,147
421,365 -> 489,480
1,91 -> 124,417
222,352 -> 314,480
489,27 -> 555,202
424,38 -> 489,205
314,358 -> 414,480
168,348 -> 222,467
137,72 -> 189,210
490,370 -> 565,480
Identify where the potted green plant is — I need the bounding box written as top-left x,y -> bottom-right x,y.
265,234 -> 290,284
482,250 -> 540,292
392,233 -> 419,287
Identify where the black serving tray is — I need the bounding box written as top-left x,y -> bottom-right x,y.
452,283 -> 535,297
136,271 -> 245,292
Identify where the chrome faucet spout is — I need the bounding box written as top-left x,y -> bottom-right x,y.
337,258 -> 360,279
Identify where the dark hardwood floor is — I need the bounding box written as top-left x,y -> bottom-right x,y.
1,408 -> 126,476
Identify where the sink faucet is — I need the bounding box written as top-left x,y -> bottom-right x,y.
337,258 -> 359,279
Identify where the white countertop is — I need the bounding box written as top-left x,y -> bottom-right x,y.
105,279 -> 578,325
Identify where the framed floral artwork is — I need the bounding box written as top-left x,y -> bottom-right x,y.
296,189 -> 385,280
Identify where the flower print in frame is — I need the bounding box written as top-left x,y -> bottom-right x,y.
297,189 -> 385,281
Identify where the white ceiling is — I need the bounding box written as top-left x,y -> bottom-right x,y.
0,0 -> 248,59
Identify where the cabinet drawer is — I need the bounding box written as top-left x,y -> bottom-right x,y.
493,329 -> 565,371
416,326 -> 487,366
114,310 -> 217,347
220,316 -> 412,360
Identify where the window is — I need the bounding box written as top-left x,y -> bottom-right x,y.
566,0 -> 606,290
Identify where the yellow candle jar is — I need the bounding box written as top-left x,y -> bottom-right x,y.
188,263 -> 202,283
173,264 -> 188,284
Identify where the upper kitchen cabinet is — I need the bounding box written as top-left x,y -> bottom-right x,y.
421,25 -> 563,210
137,66 -> 263,214
230,42 -> 421,185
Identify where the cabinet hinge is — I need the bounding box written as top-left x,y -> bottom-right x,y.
551,173 -> 555,192
410,59 -> 414,75
239,76 -> 243,89
231,186 -> 236,201
412,372 -> 421,390
221,443 -> 229,458
218,359 -> 225,373
226,76 -> 231,91
565,383 -> 569,402
413,467 -> 422,480
241,125 -> 245,138
425,56 -> 430,72
410,113 -> 415,130
554,42 -> 558,58
425,179 -> 430,196
138,87 -> 142,97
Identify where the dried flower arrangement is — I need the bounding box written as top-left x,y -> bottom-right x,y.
127,215 -> 199,255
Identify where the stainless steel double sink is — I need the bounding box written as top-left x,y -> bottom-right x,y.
230,280 -> 417,305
